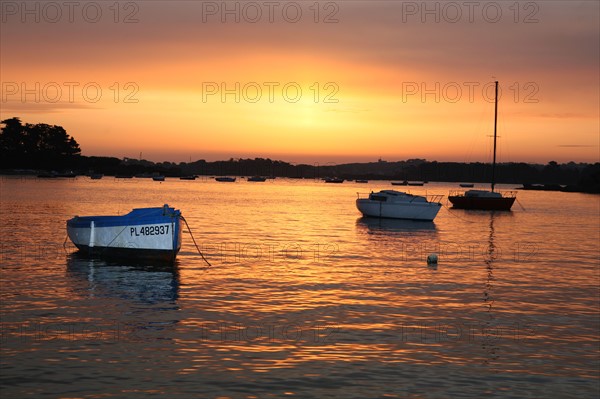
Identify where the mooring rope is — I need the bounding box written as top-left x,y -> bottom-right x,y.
181,216 -> 212,267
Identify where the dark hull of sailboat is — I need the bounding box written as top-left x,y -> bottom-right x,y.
448,196 -> 515,211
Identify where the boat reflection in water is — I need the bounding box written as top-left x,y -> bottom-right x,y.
356,216 -> 437,234
354,216 -> 439,278
355,217 -> 438,257
66,252 -> 180,306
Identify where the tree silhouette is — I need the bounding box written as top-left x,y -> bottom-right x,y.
0,117 -> 81,169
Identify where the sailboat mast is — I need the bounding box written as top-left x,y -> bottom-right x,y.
491,81 -> 498,192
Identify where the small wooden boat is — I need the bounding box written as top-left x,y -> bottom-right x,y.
324,178 -> 344,183
459,183 -> 474,188
152,176 -> 165,181
215,177 -> 236,182
90,174 -> 103,180
66,204 -> 182,261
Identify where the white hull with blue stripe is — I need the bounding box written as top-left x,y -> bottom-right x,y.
67,205 -> 182,261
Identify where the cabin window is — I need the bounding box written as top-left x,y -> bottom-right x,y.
370,195 -> 387,202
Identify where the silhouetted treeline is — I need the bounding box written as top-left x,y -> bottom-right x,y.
321,159 -> 599,189
0,117 -> 80,170
1,117 -> 598,193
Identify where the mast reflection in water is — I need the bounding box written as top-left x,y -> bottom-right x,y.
482,213 -> 500,365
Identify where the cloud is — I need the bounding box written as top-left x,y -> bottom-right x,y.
0,101 -> 97,114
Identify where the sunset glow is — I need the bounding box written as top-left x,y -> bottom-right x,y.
1,1 -> 598,163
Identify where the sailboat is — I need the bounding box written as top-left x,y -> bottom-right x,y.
448,81 -> 516,211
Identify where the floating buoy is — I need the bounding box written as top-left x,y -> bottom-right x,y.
427,253 -> 438,265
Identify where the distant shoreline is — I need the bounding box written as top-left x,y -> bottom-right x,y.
2,165 -> 598,194
3,118 -> 597,193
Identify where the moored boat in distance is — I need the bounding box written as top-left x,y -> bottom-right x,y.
66,204 -> 182,261
180,175 -> 197,180
459,183 -> 474,188
247,176 -> 267,182
356,190 -> 443,221
37,171 -> 77,178
37,172 -> 58,178
152,176 -> 165,181
324,178 -> 344,183
56,171 -> 77,178
448,81 -> 516,211
392,181 -> 425,186
215,177 -> 236,182
90,173 -> 103,180
448,189 -> 516,210
355,179 -> 369,183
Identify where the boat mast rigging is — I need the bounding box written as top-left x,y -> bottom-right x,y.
491,81 -> 499,193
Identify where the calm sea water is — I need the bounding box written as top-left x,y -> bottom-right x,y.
1,177 -> 598,398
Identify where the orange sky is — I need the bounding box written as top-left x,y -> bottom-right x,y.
1,1 -> 598,164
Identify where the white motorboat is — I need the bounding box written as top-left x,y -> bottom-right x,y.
356,190 -> 442,221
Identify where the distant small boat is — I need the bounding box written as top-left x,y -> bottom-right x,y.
39,171 -> 77,178
152,176 -> 165,182
56,171 -> 77,178
247,176 -> 267,182
66,204 -> 182,261
407,182 -> 424,186
37,172 -> 57,178
215,177 -> 236,182
90,174 -> 103,180
520,183 -> 567,191
180,176 -> 196,180
391,180 -> 408,186
355,179 -> 369,183
324,178 -> 344,183
459,183 -> 474,188
356,190 -> 442,221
